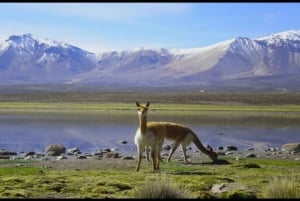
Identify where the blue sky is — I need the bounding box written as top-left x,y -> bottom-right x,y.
1,3 -> 300,53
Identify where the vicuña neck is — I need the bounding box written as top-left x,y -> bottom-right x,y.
193,134 -> 213,155
139,114 -> 147,134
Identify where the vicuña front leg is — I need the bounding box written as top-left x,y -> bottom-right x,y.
136,146 -> 143,171
150,149 -> 157,172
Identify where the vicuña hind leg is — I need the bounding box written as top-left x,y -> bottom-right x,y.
181,144 -> 191,163
145,147 -> 150,162
146,146 -> 164,163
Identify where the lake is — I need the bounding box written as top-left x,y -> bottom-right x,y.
0,111 -> 299,155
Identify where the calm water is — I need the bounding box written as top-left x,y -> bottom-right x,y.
0,111 -> 299,154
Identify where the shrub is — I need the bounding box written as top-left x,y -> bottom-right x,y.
262,176 -> 300,198
135,179 -> 189,199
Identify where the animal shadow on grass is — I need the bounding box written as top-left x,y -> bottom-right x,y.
201,159 -> 231,165
170,171 -> 213,176
175,158 -> 231,166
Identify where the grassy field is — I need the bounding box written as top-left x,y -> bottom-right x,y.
1,102 -> 300,114
1,91 -> 300,113
0,91 -> 299,198
0,91 -> 300,105
0,157 -> 299,198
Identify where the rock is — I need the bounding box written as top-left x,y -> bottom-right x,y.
211,183 -> 249,194
24,156 -> 33,160
92,155 -> 102,160
118,140 -> 128,144
162,144 -> 171,151
24,151 -> 35,156
270,147 -> 278,152
36,153 -> 45,157
225,146 -> 238,151
104,152 -> 119,158
0,149 -> 17,155
98,148 -> 111,153
161,153 -> 169,157
281,143 -> 300,153
121,156 -> 134,160
0,155 -> 10,159
217,146 -> 224,150
93,152 -> 104,156
45,144 -> 66,156
225,151 -> 234,155
56,155 -> 67,160
76,155 -> 87,159
210,182 -> 256,198
245,153 -> 256,158
67,147 -> 81,155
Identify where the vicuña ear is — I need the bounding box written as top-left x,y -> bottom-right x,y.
146,102 -> 150,107
207,145 -> 213,151
136,102 -> 140,107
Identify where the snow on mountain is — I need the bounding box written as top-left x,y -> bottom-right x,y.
1,30 -> 300,91
210,37 -> 268,79
254,30 -> 300,76
96,48 -> 172,73
256,30 -> 300,45
0,41 -> 9,53
0,33 -> 97,83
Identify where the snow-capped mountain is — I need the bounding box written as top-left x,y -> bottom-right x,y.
0,30 -> 300,91
0,33 -> 96,84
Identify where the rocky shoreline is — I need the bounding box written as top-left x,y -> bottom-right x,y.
0,142 -> 299,171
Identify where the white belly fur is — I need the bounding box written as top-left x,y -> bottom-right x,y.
135,129 -> 156,147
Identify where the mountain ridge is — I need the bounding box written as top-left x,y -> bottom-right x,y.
0,30 -> 300,91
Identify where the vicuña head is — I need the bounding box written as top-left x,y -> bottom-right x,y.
206,145 -> 218,162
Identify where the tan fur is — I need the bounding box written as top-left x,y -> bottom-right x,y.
145,122 -> 218,163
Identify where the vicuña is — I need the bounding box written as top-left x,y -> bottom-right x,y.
134,102 -> 218,172
134,101 -> 165,172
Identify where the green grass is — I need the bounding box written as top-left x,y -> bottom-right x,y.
1,91 -> 300,105
0,157 -> 299,198
1,102 -> 300,114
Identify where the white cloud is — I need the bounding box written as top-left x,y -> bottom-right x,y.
9,3 -> 191,23
264,12 -> 276,22
0,3 -> 194,53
